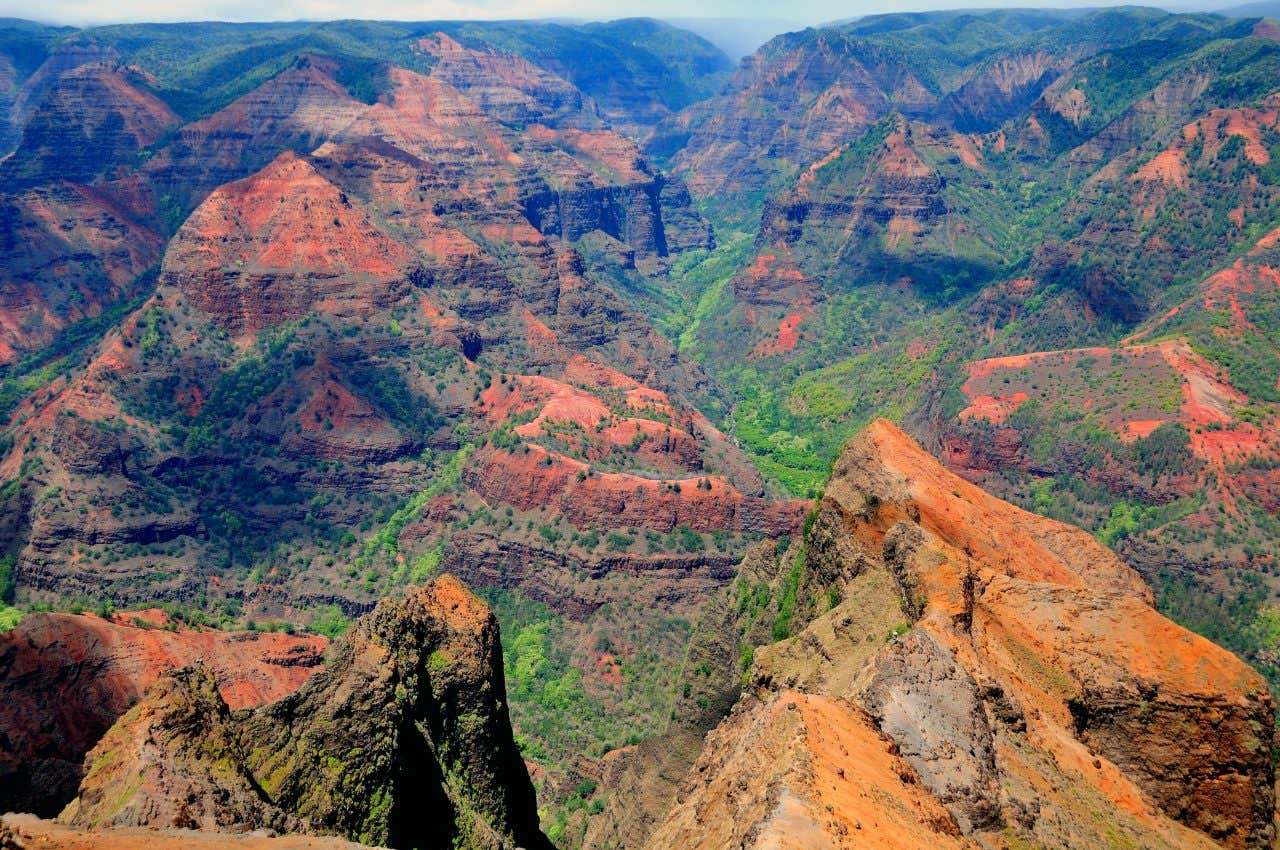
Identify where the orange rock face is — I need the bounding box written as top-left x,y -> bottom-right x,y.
646,691 -> 975,850
0,612 -> 326,816
645,420 -> 1274,850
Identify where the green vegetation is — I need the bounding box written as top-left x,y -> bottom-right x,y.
308,605 -> 350,638
772,549 -> 804,641
0,554 -> 20,631
347,362 -> 442,434
0,605 -> 23,631
1156,569 -> 1280,692
1095,498 -> 1202,548
480,586 -> 691,843
0,553 -> 14,607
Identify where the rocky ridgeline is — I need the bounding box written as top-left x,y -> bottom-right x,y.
587,421 -> 1275,850
0,428 -> 1274,850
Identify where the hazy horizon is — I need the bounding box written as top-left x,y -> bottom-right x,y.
0,0 -> 1261,31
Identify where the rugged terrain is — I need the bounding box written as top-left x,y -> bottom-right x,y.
3,7 -> 1280,848
649,7 -> 1280,696
56,575 -> 550,850
0,19 -> 801,813
586,421 -> 1276,850
0,815 -> 376,850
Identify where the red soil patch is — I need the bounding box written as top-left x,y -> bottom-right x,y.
563,354 -> 637,391
959,347 -> 1110,423
751,310 -> 809,357
298,378 -> 381,432
481,375 -> 600,427
175,385 -> 204,417
745,253 -> 800,282
1137,258 -> 1278,342
200,152 -> 411,276
1123,419 -> 1164,439
961,391 -> 1029,424
906,337 -> 935,359
478,373 -> 700,473
1182,97 -> 1280,167
795,143 -> 849,194
1133,149 -> 1187,188
948,132 -> 985,169
880,123 -> 934,178
593,653 -> 623,687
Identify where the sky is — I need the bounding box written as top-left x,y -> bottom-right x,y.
0,0 -> 1255,29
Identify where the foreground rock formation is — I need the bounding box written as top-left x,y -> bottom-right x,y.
0,611 -> 325,817
0,813 -> 373,849
57,575 -> 551,850
600,420 -> 1275,850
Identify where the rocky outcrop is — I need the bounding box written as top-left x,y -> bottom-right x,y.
159,150 -> 414,334
442,530 -> 742,621
640,420 -> 1275,850
521,175 -> 713,259
0,813 -> 375,850
646,691 -> 971,850
59,576 -> 552,850
0,611 -> 325,817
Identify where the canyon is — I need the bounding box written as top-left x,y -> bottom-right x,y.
1,6 -> 1280,849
